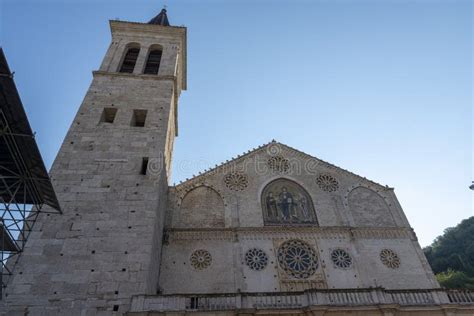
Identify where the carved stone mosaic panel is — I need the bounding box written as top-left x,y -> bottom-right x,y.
262,178 -> 318,225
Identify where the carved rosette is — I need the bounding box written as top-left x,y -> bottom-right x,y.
190,249 -> 212,270
380,249 -> 400,269
267,156 -> 290,173
316,174 -> 339,192
224,172 -> 249,191
331,249 -> 352,269
245,248 -> 268,271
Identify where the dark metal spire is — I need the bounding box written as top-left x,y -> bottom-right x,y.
148,8 -> 170,26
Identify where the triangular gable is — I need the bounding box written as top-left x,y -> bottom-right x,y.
173,140 -> 390,191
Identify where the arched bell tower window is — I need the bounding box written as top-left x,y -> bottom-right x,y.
261,178 -> 318,225
143,47 -> 163,75
119,46 -> 140,73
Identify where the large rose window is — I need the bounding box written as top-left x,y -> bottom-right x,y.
277,240 -> 318,279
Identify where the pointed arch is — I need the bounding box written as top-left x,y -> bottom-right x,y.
261,178 -> 318,225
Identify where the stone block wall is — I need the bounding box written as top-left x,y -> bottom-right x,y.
160,143 -> 439,294
2,21 -> 186,315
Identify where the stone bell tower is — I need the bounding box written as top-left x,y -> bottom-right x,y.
3,9 -> 187,314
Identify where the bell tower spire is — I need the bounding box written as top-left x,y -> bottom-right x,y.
148,7 -> 170,26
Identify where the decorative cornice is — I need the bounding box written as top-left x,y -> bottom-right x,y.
110,20 -> 186,37
164,226 -> 414,242
351,228 -> 412,239
92,71 -> 177,82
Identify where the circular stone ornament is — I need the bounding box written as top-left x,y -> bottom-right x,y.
268,156 -> 290,172
331,249 -> 353,269
316,174 -> 339,192
380,249 -> 400,269
245,248 -> 269,271
224,172 -> 249,191
190,249 -> 212,270
277,240 -> 318,279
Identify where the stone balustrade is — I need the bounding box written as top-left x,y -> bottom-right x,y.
447,289 -> 474,303
129,288 -> 474,313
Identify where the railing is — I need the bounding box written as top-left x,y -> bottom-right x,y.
386,289 -> 436,305
130,288 -> 474,313
246,292 -> 304,309
185,295 -> 237,311
447,289 -> 474,303
308,288 -> 377,305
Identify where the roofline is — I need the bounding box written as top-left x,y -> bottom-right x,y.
173,140 -> 276,187
276,142 -> 391,190
173,140 -> 392,190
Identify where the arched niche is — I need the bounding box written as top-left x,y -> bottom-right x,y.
261,178 -> 318,225
176,186 -> 225,228
348,186 -> 395,227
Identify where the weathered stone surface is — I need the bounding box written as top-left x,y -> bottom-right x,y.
159,143 -> 439,295
348,186 -> 396,227
2,11 -> 472,316
2,20 -> 186,314
174,186 -> 225,228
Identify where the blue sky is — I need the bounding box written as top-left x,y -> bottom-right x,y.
1,0 -> 472,246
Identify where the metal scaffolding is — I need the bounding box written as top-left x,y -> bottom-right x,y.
0,48 -> 61,294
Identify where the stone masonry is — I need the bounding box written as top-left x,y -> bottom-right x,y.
2,10 -> 474,316
2,19 -> 186,315
159,143 -> 439,294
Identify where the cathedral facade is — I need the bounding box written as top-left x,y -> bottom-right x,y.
2,9 -> 473,316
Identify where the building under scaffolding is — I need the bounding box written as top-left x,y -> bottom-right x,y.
0,48 -> 61,294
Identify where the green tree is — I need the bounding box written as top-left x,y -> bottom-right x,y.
423,216 -> 474,288
436,270 -> 474,289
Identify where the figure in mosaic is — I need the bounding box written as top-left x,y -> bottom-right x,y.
278,187 -> 294,220
265,192 -> 279,219
299,196 -> 310,221
262,178 -> 317,225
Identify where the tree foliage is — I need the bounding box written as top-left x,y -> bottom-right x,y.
435,269 -> 474,289
423,216 -> 474,289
